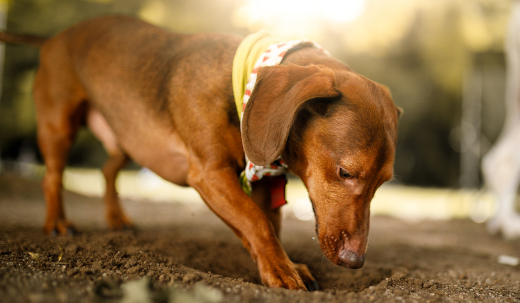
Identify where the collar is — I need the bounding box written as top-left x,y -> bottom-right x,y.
232,32 -> 328,209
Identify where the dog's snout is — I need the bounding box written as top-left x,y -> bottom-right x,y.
338,249 -> 365,269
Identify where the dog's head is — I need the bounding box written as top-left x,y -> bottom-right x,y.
242,63 -> 400,269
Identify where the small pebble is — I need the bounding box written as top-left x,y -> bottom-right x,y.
182,273 -> 200,283
67,269 -> 79,277
392,272 -> 406,280
497,255 -> 519,266
377,279 -> 389,288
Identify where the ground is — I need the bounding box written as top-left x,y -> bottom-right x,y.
1,173 -> 520,303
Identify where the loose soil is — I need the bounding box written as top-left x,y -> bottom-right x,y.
1,173 -> 520,302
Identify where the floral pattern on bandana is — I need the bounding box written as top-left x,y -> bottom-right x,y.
239,39 -> 329,198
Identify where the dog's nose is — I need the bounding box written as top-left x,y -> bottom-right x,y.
338,249 -> 365,269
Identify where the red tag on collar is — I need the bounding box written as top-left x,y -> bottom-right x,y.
270,175 -> 288,210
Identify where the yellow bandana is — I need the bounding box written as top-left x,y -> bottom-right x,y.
232,30 -> 278,118
232,31 -> 328,208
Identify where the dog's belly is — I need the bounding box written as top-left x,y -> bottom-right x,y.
87,107 -> 190,186
126,131 -> 190,187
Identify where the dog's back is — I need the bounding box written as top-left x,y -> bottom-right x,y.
34,16 -> 243,182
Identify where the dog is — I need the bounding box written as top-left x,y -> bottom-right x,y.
0,16 -> 400,290
482,2 -> 520,239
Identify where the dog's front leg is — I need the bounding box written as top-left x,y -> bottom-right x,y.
251,177 -> 319,291
188,165 -> 306,290
250,177 -> 282,237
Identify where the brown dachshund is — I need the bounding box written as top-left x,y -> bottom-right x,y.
1,16 -> 400,290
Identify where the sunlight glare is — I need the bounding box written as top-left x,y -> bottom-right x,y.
234,0 -> 366,38
240,0 -> 365,23
322,0 -> 365,23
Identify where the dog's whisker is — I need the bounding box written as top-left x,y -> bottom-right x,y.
304,247 -> 321,265
295,210 -> 315,220
313,250 -> 326,270
294,248 -> 316,261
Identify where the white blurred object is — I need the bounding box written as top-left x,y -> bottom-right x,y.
497,255 -> 519,266
16,142 -> 37,177
137,167 -> 164,189
121,278 -> 153,303
481,2 -> 520,239
292,198 -> 314,221
469,195 -> 494,224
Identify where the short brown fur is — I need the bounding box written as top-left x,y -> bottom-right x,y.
3,16 -> 400,290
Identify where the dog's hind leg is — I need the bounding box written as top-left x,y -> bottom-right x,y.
37,116 -> 82,235
33,65 -> 86,236
87,108 -> 133,230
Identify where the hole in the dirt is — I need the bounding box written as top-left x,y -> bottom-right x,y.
286,245 -> 392,292
314,266 -> 391,292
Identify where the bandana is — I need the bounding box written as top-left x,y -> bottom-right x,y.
232,31 -> 328,209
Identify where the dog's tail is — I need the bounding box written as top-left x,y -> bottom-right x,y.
0,32 -> 47,47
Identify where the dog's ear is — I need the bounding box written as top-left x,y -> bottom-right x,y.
380,84 -> 403,119
242,64 -> 339,165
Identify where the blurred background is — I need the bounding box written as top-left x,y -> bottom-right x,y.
0,0 -> 513,220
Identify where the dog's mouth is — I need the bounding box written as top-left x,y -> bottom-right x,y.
317,232 -> 366,269
310,198 -> 367,269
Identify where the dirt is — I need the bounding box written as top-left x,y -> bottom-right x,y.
1,173 -> 520,303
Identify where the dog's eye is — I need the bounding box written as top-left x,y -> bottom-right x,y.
339,167 -> 352,179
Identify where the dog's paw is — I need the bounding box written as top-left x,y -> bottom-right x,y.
43,219 -> 76,236
259,259 -> 307,290
106,212 -> 134,231
293,263 -> 320,291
